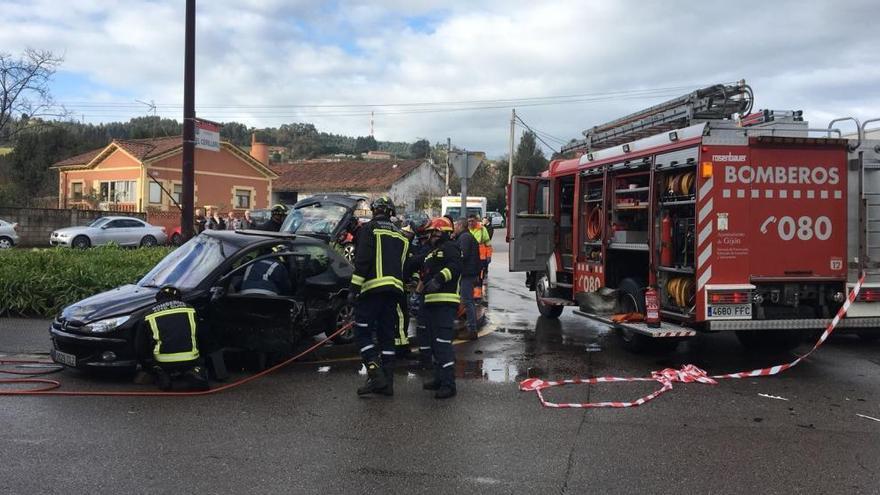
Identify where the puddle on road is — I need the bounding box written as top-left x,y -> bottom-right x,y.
456,357 -> 521,383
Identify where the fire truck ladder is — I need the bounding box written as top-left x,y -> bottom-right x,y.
854,117 -> 880,273
561,82 -> 754,154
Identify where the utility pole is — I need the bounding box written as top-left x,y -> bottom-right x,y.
508,108 -> 516,184
445,137 -> 451,194
459,150 -> 469,220
181,0 -> 196,241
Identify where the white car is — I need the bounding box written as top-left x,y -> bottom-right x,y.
0,219 -> 20,248
50,216 -> 168,249
487,211 -> 505,228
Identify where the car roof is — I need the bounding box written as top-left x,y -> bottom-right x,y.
201,229 -> 327,249
294,194 -> 367,209
97,216 -> 145,222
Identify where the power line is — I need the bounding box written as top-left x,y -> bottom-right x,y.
515,117 -> 560,155
52,83 -> 728,110
57,91 -> 692,121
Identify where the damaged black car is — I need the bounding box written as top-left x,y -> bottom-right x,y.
50,230 -> 356,372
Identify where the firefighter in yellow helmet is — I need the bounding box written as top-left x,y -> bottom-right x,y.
349,196 -> 410,397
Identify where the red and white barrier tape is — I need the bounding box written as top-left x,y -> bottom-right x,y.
520,273 -> 865,409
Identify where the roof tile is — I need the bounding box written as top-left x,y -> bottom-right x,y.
272,159 -> 427,192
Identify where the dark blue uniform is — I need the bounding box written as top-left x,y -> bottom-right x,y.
240,259 -> 292,296
350,218 -> 409,386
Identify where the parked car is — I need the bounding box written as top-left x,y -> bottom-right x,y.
487,211 -> 505,228
0,219 -> 20,248
50,230 -> 356,372
50,216 -> 167,248
280,194 -> 368,262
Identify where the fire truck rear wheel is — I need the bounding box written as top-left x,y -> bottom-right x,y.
615,278 -> 679,354
734,330 -> 803,352
536,274 -> 563,319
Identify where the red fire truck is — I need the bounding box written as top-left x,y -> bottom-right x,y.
508,82 -> 880,352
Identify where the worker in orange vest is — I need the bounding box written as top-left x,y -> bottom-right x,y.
468,215 -> 492,304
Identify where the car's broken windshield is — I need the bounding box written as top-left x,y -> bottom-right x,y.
138,235 -> 226,289
281,203 -> 347,235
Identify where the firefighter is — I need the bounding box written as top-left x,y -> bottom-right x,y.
411,216 -> 462,399
454,218 -> 480,340
405,217 -> 434,369
141,285 -> 208,391
469,214 -> 493,304
258,204 -> 289,232
240,244 -> 293,296
349,196 -> 410,397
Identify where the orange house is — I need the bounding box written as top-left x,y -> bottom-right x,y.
52,136 -> 278,214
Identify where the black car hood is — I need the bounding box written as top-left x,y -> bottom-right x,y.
62,284 -> 158,323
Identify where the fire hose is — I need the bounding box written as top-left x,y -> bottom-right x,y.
0,322 -> 351,397
586,207 -> 602,241
520,273 -> 866,409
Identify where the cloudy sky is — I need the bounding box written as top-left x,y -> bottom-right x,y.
2,0 -> 878,155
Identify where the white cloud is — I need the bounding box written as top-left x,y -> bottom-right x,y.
1,0 -> 878,155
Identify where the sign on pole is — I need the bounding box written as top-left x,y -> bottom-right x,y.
449,150 -> 485,219
195,119 -> 221,152
449,151 -> 484,179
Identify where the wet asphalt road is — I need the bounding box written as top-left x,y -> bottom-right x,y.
2,231 -> 880,493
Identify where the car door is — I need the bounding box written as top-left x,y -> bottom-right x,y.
122,219 -> 147,246
508,176 -> 554,271
208,245 -> 303,353
96,219 -> 126,245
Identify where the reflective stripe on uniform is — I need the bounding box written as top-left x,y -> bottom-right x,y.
362,276 -> 404,292
381,351 -> 396,355
425,293 -> 460,304
440,267 -> 452,282
441,361 -> 455,368
436,338 -> 452,344
395,303 -> 408,346
351,274 -> 365,287
360,344 -> 375,352
145,307 -> 199,363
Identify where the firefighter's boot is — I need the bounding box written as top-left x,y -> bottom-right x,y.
182,366 -> 210,391
153,366 -> 172,392
434,385 -> 457,399
357,361 -> 389,396
380,366 -> 394,396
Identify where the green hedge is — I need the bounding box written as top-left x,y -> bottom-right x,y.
0,246 -> 174,318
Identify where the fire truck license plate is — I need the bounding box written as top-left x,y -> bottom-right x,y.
707,304 -> 752,319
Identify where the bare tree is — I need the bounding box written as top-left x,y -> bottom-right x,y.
0,48 -> 64,139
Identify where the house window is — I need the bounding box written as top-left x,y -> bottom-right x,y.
234,188 -> 252,209
172,183 -> 183,204
149,182 -> 162,204
99,180 -> 137,203
71,182 -> 83,201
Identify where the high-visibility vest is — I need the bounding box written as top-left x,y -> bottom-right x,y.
470,226 -> 493,260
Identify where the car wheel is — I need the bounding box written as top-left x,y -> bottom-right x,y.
330,296 -> 356,345
140,235 -> 158,248
170,233 -> 182,246
72,235 -> 91,249
0,236 -> 12,249
535,273 -> 564,319
342,242 -> 355,263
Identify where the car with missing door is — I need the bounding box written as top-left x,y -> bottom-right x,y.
50,229 -> 356,371
50,216 -> 168,248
